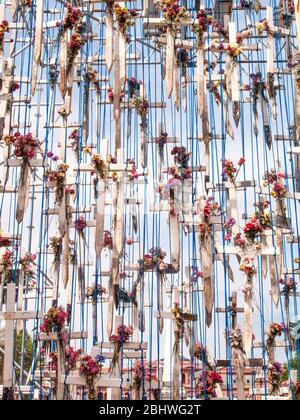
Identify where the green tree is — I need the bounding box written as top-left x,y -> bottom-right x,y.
15,330 -> 34,380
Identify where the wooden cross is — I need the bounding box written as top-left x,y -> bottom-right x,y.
0,283 -> 41,399
91,314 -> 148,399
38,328 -> 88,400
216,291 -> 250,400
147,123 -> 179,181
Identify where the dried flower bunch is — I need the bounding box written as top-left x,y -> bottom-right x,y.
40,306 -> 68,334
229,327 -> 244,350
19,252 -> 36,288
127,77 -> 142,98
67,30 -> 87,74
239,257 -> 256,277
263,170 -> 287,199
107,86 -> 124,102
218,42 -> 242,57
280,277 -> 297,294
193,8 -> 213,40
57,3 -> 83,33
66,346 -> 82,371
267,361 -> 286,395
86,284 -> 107,303
140,247 -> 168,271
79,354 -> 103,399
109,324 -> 133,374
114,3 -> 136,35
91,153 -> 109,179
69,129 -> 79,154
172,304 -> 185,341
21,0 -> 32,6
75,216 -> 87,233
222,158 -> 245,183
167,146 -> 191,181
9,81 -> 20,93
224,217 -> 236,242
256,20 -> 270,35
198,197 -> 222,241
196,369 -> 223,399
45,162 -> 69,205
207,80 -> 222,104
243,217 -> 264,242
48,346 -> 82,372
4,132 -> 41,160
133,360 -> 157,391
101,230 -> 113,250
0,20 -> 9,47
109,324 -> 133,344
131,96 -> 149,129
0,249 -> 13,281
266,322 -> 283,353
49,236 -> 62,263
157,0 -> 190,25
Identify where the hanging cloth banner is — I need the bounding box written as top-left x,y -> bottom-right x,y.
200,234 -> 213,327
105,3 -> 114,73
59,32 -> 68,98
31,0 -> 44,97
16,159 -> 31,224
166,27 -> 175,98
113,27 -> 121,152
243,272 -> 254,358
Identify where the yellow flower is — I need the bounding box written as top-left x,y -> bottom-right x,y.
92,153 -> 100,162
58,172 -> 65,178
83,146 -> 91,154
3,135 -> 11,145
256,22 -> 264,34
270,191 -> 276,198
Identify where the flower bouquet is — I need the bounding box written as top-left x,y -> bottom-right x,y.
109,324 -> 133,374
222,158 -> 245,183
131,96 -> 149,132
239,257 -> 256,277
157,0 -> 190,25
243,217 -> 264,243
139,247 -> 167,272
56,3 -> 83,39
66,30 -> 86,76
267,361 -> 286,396
18,252 -> 36,290
4,132 -> 42,223
196,369 -> 223,400
91,153 -> 109,179
266,322 -> 283,360
40,306 -> 68,334
101,230 -> 113,250
133,360 -> 157,399
45,161 -> 69,205
65,346 -> 82,371
79,354 -> 103,400
114,3 -> 135,36
198,197 -> 222,242
193,342 -> 215,370
193,8 -> 213,44
263,170 -> 289,228
0,20 -> 9,51
85,284 -> 107,303
0,249 -> 13,285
